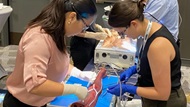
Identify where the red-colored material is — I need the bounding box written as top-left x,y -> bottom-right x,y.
70,67 -> 106,107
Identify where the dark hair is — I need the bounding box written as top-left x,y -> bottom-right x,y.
108,0 -> 146,28
27,0 -> 97,53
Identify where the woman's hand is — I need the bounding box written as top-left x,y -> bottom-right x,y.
62,84 -> 88,100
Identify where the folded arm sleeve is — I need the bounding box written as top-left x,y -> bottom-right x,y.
22,33 -> 51,92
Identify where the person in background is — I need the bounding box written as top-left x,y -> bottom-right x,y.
144,0 -> 180,45
70,23 -> 111,70
70,0 -> 112,71
106,0 -> 187,107
3,0 -> 97,107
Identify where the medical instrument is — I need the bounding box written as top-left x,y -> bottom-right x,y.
94,38 -> 136,69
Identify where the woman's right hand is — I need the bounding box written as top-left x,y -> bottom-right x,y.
62,84 -> 88,100
74,85 -> 88,100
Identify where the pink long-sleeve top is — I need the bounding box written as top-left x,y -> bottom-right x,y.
6,26 -> 70,106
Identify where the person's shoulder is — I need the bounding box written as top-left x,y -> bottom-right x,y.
148,0 -> 177,6
21,26 -> 53,45
149,37 -> 169,54
146,0 -> 167,7
24,26 -> 49,38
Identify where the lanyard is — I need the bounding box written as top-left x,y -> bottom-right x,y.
137,20 -> 152,72
141,20 -> 152,53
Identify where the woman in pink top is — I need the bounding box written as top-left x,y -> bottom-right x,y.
3,0 -> 97,106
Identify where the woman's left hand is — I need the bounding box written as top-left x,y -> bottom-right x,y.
70,67 -> 97,84
79,71 -> 97,84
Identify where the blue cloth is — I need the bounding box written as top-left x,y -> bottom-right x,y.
50,76 -> 119,107
144,0 -> 179,41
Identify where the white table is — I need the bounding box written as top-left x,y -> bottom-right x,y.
0,5 -> 12,46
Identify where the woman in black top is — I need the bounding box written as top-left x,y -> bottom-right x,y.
106,0 -> 187,107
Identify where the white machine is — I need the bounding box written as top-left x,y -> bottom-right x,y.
94,39 -> 137,68
96,5 -> 137,69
